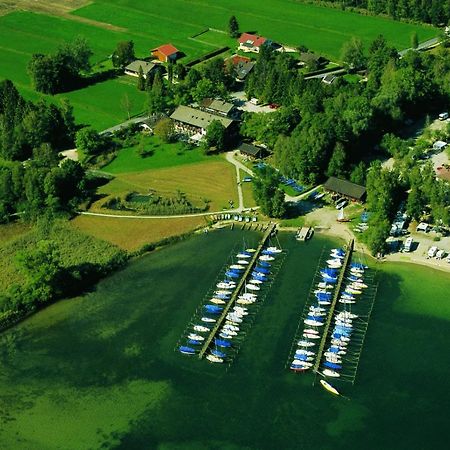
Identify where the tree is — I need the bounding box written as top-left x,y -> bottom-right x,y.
112,41 -> 135,68
147,72 -> 166,114
411,31 -> 419,49
154,118 -> 175,143
350,162 -> 366,185
253,166 -> 285,218
326,143 -> 346,178
120,92 -> 133,120
228,15 -> 240,38
14,240 -> 63,305
341,37 -> 366,71
205,120 -> 226,150
75,127 -> 102,156
137,65 -> 145,91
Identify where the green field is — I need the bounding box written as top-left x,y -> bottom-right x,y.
104,135 -> 217,173
0,1 -> 437,130
73,0 -> 437,59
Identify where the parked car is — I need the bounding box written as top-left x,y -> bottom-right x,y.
439,112 -> 448,121
336,200 -> 348,209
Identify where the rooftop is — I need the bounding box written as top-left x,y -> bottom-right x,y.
152,43 -> 179,56
170,105 -> 234,129
238,142 -> 265,157
125,60 -> 156,73
238,32 -> 267,48
324,176 -> 366,201
201,98 -> 234,115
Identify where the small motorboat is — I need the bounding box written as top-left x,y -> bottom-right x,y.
201,317 -> 216,323
259,261 -> 271,268
187,333 -> 204,341
206,354 -> 224,363
211,349 -> 226,358
246,284 -> 260,291
204,305 -> 223,314
318,282 -> 334,289
215,290 -> 232,296
304,319 -> 325,327
320,379 -> 340,395
303,328 -> 319,335
237,298 -> 255,305
230,264 -> 245,270
290,363 -> 311,372
249,279 -> 264,284
266,246 -> 282,253
293,355 -> 314,362
297,340 -> 315,347
237,252 -> 251,259
238,259 -> 249,265
219,332 -> 234,339
259,255 -> 275,261
217,282 -> 236,289
322,369 -> 340,378
323,361 -> 342,370
246,248 -> 257,253
225,271 -> 240,279
223,324 -> 239,332
210,298 -> 226,305
295,349 -> 315,356
215,338 -> 231,347
303,332 -> 320,339
179,346 -> 196,355
187,339 -> 202,345
339,299 -> 355,304
193,325 -> 210,333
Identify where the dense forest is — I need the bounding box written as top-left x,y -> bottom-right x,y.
302,0 -> 450,25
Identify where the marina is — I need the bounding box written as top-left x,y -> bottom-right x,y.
0,231 -> 447,449
177,224 -> 287,364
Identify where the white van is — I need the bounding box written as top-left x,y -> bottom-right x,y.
438,112 -> 448,121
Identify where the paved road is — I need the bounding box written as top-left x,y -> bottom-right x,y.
398,37 -> 440,57
100,115 -> 148,134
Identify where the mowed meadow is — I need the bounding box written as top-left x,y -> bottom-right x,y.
0,0 -> 437,128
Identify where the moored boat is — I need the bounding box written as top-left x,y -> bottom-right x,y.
320,379 -> 340,395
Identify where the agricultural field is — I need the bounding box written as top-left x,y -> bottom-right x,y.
70,215 -> 207,251
73,0 -> 437,60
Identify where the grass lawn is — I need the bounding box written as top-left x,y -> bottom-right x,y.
239,169 -> 256,208
73,0 -> 437,60
103,135 -> 217,173
94,158 -> 238,212
0,222 -> 32,245
71,215 -> 206,251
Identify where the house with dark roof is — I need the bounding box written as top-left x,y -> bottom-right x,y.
200,98 -> 235,118
238,33 -> 270,53
298,52 -> 328,69
238,142 -> 266,159
323,177 -> 366,202
226,54 -> 256,81
151,44 -> 179,62
170,105 -> 236,144
124,60 -> 157,78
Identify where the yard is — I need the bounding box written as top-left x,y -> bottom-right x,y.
91,156 -> 238,214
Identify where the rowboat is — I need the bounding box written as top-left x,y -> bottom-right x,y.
320,379 -> 340,395
206,354 -> 224,363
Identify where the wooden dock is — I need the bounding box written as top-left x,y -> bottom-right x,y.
312,239 -> 354,378
296,226 -> 312,241
198,223 -> 277,359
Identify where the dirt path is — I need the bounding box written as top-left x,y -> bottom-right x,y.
0,1 -> 127,31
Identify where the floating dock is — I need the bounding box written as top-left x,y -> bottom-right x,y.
311,239 -> 354,377
198,223 -> 277,359
296,227 -> 313,241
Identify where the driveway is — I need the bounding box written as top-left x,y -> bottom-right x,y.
230,91 -> 276,113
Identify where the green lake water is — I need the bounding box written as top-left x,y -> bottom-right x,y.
0,230 -> 448,450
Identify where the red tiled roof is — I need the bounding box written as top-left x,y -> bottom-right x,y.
229,55 -> 251,65
238,33 -> 267,47
152,43 -> 179,56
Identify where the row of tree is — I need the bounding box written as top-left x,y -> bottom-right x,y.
306,0 -> 450,25
28,37 -> 93,94
0,80 -> 76,161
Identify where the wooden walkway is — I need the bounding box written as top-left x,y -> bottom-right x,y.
312,239 -> 354,378
198,223 -> 276,359
296,227 -> 312,241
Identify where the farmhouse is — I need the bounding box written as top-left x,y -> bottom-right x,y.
324,176 -> 366,202
124,60 -> 157,78
238,33 -> 270,53
170,105 -> 235,143
226,55 -> 256,81
298,52 -> 328,68
151,44 -> 179,62
200,98 -> 235,117
238,142 -> 266,159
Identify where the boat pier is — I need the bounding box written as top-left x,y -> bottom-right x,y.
296,227 -> 313,241
198,223 -> 277,359
311,239 -> 354,378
